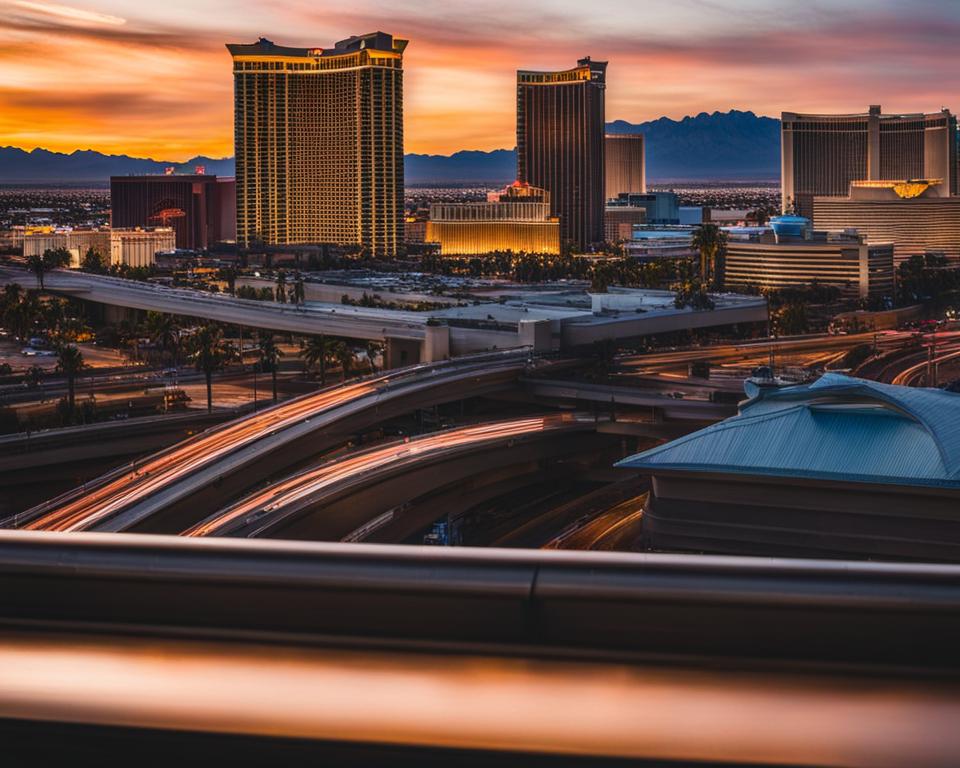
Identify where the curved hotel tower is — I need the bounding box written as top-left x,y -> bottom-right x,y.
517,58 -> 607,251
227,33 -> 407,256
781,105 -> 957,217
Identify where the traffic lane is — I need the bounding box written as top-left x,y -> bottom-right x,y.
184,415 -> 581,538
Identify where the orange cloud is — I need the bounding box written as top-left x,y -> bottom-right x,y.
1,1 -> 959,160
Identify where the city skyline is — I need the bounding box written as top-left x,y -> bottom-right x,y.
2,0 -> 960,160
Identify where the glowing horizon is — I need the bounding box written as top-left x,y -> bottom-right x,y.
1,0 -> 959,161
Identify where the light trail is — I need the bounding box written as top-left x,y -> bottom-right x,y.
14,352 -> 532,533
24,380 -> 378,532
892,345 -> 960,387
185,415 -> 576,538
544,494 -> 648,551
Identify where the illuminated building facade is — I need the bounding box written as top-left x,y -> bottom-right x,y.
517,58 -> 606,251
23,229 -> 109,267
605,134 -> 645,199
724,218 -> 894,299
111,174 -> 236,249
109,228 -> 176,268
604,206 -> 646,242
23,228 -> 175,268
781,105 -> 957,217
426,182 -> 560,255
228,33 -> 406,256
813,180 -> 960,263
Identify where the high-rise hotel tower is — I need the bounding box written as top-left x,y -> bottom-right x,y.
782,105 -> 957,217
605,134 -> 646,199
227,33 -> 407,256
517,58 -> 607,251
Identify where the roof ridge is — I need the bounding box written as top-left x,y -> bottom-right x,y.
619,373 -> 960,485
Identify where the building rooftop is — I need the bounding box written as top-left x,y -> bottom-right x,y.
618,373 -> 960,490
227,32 -> 406,58
782,105 -> 951,121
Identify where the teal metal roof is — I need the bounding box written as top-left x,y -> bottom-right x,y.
617,373 -> 960,489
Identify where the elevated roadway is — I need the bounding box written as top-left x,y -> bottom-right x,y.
185,414 -> 596,539
0,266 -> 454,365
1,266 -> 427,343
5,351 -> 534,534
520,378 -> 736,421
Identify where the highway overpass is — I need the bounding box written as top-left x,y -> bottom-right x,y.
184,414 -> 606,540
6,351 -> 537,534
0,266 -> 452,364
1,267 -> 770,363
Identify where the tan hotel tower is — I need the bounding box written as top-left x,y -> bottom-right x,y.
781,105 -> 957,218
228,33 -> 407,256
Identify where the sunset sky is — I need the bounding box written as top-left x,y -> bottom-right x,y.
1,0 -> 959,160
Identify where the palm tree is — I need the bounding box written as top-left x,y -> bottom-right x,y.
188,323 -> 233,413
3,296 -> 30,343
691,224 -> 727,288
257,332 -> 284,401
25,254 -> 47,290
55,344 -> 85,419
365,341 -> 384,374
291,273 -> 306,306
331,340 -> 355,383
275,271 -> 288,304
219,265 -> 238,296
1,283 -> 23,314
27,248 -> 71,290
299,334 -> 332,385
144,311 -> 181,366
80,247 -> 107,274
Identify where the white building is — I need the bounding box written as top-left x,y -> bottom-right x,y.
22,227 -> 174,269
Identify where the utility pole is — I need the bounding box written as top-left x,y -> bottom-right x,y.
766,295 -> 774,372
929,330 -> 938,387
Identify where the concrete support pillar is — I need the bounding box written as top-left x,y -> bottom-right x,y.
518,318 -> 553,353
103,304 -> 138,325
422,323 -> 450,363
385,337 -> 422,369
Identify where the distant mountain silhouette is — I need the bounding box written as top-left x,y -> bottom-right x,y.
404,149 -> 517,184
0,111 -> 781,184
606,109 -> 780,180
0,147 -> 235,182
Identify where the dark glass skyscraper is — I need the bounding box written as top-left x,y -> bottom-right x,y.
517,58 -> 607,251
227,33 -> 407,256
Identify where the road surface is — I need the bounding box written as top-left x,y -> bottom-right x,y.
185,414 -> 586,538
8,351 -> 530,533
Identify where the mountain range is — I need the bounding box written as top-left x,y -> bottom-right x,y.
0,110 -> 780,184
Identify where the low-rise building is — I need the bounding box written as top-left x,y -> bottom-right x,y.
723,216 -> 894,298
606,192 -> 680,226
111,174 -> 236,249
22,227 -> 175,269
109,228 -> 176,268
624,227 -> 696,261
426,182 -> 560,256
812,179 -> 960,263
618,374 -> 960,562
404,213 -> 428,244
604,206 -> 647,243
23,228 -> 110,267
